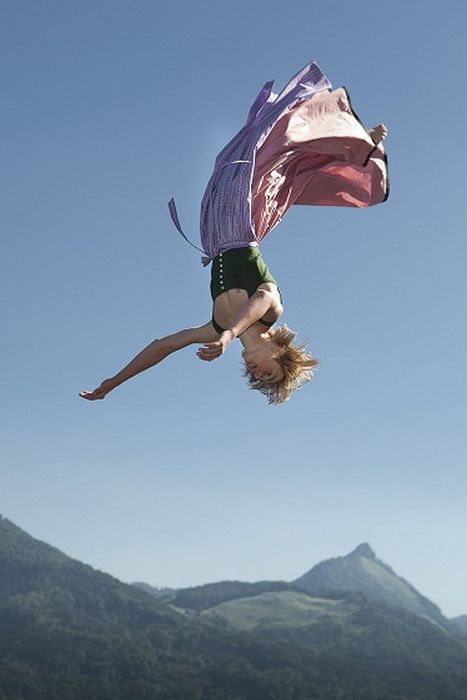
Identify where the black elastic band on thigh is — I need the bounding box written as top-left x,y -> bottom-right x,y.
211,316 -> 225,334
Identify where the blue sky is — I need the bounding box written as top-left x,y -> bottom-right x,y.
2,0 -> 467,617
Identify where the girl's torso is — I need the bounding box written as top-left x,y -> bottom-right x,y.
210,247 -> 282,333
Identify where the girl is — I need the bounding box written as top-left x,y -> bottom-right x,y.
80,61 -> 387,405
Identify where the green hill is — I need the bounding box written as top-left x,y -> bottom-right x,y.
168,579 -> 295,612
202,591 -> 355,630
200,588 -> 465,665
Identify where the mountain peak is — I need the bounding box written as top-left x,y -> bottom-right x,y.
293,543 -> 445,627
349,543 -> 376,560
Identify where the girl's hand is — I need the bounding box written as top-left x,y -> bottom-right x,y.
196,330 -> 234,362
79,378 -> 115,400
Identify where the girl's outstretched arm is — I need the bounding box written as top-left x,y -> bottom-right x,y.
80,322 -> 219,400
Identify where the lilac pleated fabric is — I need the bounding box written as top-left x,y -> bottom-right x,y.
168,61 -> 388,265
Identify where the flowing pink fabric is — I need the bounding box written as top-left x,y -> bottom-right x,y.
251,87 -> 388,240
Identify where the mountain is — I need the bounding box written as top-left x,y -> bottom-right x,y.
165,543 -> 453,634
452,615 -> 467,639
199,588 -> 465,666
0,515 -> 216,698
294,542 -> 447,627
2,516 -> 467,700
132,582 -> 177,601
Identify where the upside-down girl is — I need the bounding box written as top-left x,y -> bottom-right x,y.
80,61 -> 388,405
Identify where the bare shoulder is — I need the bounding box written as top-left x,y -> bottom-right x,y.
257,283 -> 283,322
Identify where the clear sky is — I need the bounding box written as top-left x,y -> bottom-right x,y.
2,0 -> 467,617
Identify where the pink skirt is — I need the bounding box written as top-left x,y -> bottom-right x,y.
252,86 -> 388,241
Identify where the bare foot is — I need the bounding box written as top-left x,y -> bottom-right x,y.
368,123 -> 388,145
79,379 -> 115,401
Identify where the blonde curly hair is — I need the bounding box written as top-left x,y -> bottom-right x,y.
243,325 -> 319,405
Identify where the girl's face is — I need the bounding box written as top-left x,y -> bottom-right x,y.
243,343 -> 284,384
